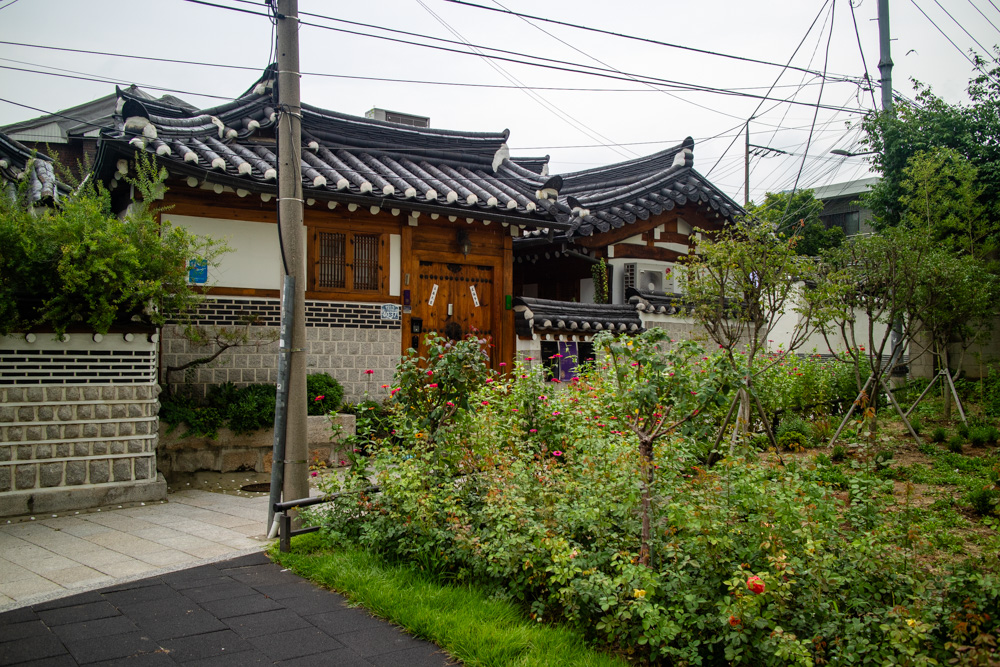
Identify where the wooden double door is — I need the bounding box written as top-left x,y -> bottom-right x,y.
408,259 -> 494,364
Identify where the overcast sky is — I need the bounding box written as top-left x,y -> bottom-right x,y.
1,0 -> 996,203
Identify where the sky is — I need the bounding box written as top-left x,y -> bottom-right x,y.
0,0 -> 997,204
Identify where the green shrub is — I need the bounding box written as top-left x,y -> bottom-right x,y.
966,488 -> 999,516
957,422 -> 970,439
932,426 -> 947,443
948,435 -> 964,453
777,431 -> 809,452
308,373 -> 344,415
909,416 -> 923,435
969,426 -> 991,447
831,444 -> 848,462
776,415 -> 811,443
226,384 -> 277,434
0,152 -> 227,335
873,448 -> 894,470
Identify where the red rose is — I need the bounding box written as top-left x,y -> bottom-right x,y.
729,615 -> 742,627
747,575 -> 765,595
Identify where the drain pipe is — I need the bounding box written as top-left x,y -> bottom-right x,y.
267,275 -> 295,538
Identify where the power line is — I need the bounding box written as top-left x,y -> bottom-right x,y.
965,0 -> 1000,37
910,0 -> 990,71
931,0 -> 996,57
849,0 -> 879,109
706,0 -> 834,178
442,0 -> 857,81
414,0 -> 635,159
0,65 -> 235,101
177,0 -> 870,113
0,38 -> 834,95
0,0 -> 22,10
783,0 -> 837,230
481,0 -> 751,125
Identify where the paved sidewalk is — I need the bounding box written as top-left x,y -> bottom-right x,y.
0,490 -> 270,610
0,552 -> 455,666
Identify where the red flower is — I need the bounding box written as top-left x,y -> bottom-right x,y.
747,575 -> 765,595
729,615 -> 742,627
365,369 -> 374,375
428,383 -> 439,388
314,395 -> 325,402
553,450 -> 563,457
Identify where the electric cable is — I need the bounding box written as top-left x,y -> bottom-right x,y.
441,0 -> 856,81
706,0 -> 833,178
931,0 -> 996,58
965,0 -> 1000,37
850,0 -> 880,109
414,0 -> 635,159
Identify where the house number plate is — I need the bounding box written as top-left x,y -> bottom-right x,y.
469,285 -> 480,307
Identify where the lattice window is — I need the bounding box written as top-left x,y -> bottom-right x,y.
313,229 -> 384,294
352,234 -> 380,291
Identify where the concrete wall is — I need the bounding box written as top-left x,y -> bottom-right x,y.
0,333 -> 166,517
161,296 -> 402,405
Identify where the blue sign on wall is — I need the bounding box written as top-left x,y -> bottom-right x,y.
188,259 -> 208,284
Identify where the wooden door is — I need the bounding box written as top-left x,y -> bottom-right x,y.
409,260 -> 494,363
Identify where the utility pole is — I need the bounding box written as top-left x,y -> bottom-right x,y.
276,0 -> 309,514
878,0 -> 894,113
744,122 -> 750,206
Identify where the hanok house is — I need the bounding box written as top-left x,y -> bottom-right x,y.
512,137 -> 742,376
91,68 -> 572,402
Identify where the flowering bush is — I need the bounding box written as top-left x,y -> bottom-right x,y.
306,333 -> 1000,665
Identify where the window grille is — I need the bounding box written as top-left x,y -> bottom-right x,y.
353,234 -> 380,291
318,232 -> 346,288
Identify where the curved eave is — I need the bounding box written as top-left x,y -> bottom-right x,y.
96,140 -> 566,231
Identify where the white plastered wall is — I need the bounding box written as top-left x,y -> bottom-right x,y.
162,214 -> 283,290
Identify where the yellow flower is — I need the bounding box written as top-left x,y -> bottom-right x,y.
906,618 -> 917,627
633,589 -> 646,599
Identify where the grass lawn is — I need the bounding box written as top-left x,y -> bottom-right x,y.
271,533 -> 629,667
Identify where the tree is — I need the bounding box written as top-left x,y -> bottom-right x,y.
809,226 -> 937,445
745,189 -> 844,257
681,218 -> 818,454
860,52 -> 1000,245
898,148 -> 999,418
0,152 -> 227,335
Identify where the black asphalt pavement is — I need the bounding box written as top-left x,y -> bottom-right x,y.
0,552 -> 456,666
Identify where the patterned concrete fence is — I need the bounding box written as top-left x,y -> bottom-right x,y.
0,332 -> 167,517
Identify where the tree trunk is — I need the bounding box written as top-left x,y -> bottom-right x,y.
639,437 -> 654,567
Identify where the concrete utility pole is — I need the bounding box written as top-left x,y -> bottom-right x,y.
276,0 -> 309,513
878,0 -> 894,113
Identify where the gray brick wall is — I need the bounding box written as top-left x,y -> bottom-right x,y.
0,334 -> 160,507
161,296 -> 403,405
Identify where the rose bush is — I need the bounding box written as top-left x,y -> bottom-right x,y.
306,332 -> 1000,665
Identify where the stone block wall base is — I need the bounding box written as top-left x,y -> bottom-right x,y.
158,414 -> 356,476
0,473 -> 168,518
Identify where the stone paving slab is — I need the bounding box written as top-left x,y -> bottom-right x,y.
0,491 -> 271,611
0,552 -> 456,666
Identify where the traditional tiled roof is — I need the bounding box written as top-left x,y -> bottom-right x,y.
514,296 -> 643,339
94,68 -> 562,229
625,288 -> 695,316
0,131 -> 63,203
516,137 -> 742,250
1,85 -> 195,144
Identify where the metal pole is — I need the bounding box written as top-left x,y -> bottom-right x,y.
276,0 -> 309,523
744,122 -> 750,206
267,274 -> 294,533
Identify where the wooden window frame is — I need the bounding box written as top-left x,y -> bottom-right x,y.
308,222 -> 390,299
